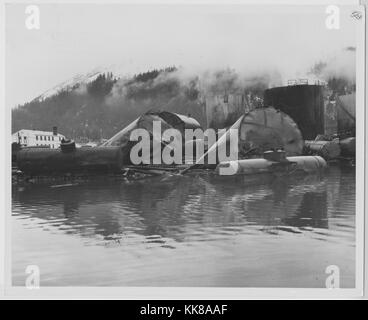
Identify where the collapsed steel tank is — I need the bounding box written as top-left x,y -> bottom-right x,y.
237,106 -> 304,157
194,106 -> 304,166
190,106 -> 326,176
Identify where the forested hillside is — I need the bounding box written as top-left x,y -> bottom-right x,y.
12,61 -> 354,141
12,67 -> 205,141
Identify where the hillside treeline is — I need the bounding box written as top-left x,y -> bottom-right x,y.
12,67 -> 205,141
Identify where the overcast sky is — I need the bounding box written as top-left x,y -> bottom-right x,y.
6,4 -> 358,108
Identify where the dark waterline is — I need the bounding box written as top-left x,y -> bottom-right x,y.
12,166 -> 355,287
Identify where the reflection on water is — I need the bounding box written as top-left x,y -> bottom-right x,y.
12,166 -> 355,287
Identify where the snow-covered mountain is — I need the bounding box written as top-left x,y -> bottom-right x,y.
31,65 -> 126,102
13,65 -> 207,140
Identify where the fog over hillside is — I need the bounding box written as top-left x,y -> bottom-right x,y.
12,48 -> 355,141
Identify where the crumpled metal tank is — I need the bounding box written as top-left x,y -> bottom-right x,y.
193,107 -> 304,166
238,107 -> 304,157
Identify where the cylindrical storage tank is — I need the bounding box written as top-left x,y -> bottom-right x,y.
239,107 -> 304,157
17,146 -> 123,175
304,140 -> 341,160
263,85 -> 325,140
215,156 -> 327,176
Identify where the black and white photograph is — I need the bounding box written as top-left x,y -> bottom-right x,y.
1,1 -> 366,299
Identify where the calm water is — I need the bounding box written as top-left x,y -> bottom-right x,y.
12,166 -> 355,287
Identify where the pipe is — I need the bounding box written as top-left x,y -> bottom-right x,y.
215,156 -> 327,176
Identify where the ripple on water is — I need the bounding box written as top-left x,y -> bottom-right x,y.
12,167 -> 356,287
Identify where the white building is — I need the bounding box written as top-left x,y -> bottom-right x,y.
12,129 -> 66,149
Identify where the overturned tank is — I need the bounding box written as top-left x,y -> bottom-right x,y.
17,145 -> 124,175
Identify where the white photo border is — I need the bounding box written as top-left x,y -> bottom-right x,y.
0,0 -> 366,299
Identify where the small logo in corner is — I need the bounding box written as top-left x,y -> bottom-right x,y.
351,11 -> 362,20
